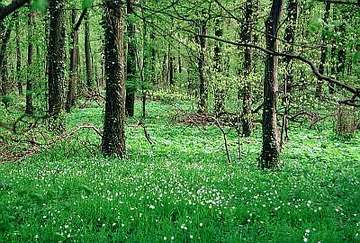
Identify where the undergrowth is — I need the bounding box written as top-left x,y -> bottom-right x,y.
0,101 -> 359,242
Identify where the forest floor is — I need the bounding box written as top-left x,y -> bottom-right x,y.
0,100 -> 360,242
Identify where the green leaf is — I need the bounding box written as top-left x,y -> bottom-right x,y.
31,0 -> 48,12
82,0 -> 94,9
308,16 -> 322,33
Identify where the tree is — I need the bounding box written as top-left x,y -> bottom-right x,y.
47,0 -> 66,117
280,0 -> 298,145
259,0 -> 283,169
240,0 -> 256,137
125,0 -> 137,117
84,11 -> 93,90
15,12 -> 22,95
101,0 -> 126,157
214,17 -> 225,117
197,20 -> 208,114
0,19 -> 13,101
65,10 -> 79,112
25,11 -> 34,115
316,0 -> 331,98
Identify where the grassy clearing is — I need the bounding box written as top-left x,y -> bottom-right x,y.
0,101 -> 359,242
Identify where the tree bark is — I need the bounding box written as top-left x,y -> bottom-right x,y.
241,0 -> 256,137
260,0 -> 283,169
84,11 -> 93,90
169,55 -> 175,85
316,0 -> 331,98
65,10 -> 79,112
280,0 -> 298,146
125,0 -> 137,117
15,14 -> 22,95
197,21 -> 208,114
214,17 -> 225,117
0,20 -> 13,98
101,0 -> 126,157
47,0 -> 66,117
25,12 -> 34,115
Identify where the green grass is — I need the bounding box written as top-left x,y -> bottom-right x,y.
0,101 -> 359,242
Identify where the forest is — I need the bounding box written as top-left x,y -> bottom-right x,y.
0,0 -> 359,242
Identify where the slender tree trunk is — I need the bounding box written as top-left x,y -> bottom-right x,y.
65,10 -> 79,112
150,30 -> 156,85
169,55 -> 175,85
329,44 -> 336,94
25,12 -> 34,115
178,55 -> 182,74
0,20 -> 13,99
214,17 -> 225,117
316,0 -> 331,98
101,0 -> 126,157
280,0 -> 297,146
241,0 -> 255,137
125,0 -> 136,117
84,11 -> 93,90
260,0 -> 283,169
48,0 -> 66,117
161,53 -> 167,85
15,15 -> 23,95
197,21 -> 208,114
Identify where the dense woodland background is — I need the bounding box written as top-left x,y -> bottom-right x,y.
0,0 -> 359,242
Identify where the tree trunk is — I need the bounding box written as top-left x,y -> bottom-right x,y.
48,0 -> 66,117
280,0 -> 297,146
101,0 -> 126,157
65,10 -> 79,112
125,0 -> 137,117
150,29 -> 156,85
169,55 -> 175,85
15,15 -> 22,95
260,0 -> 283,169
214,17 -> 225,117
178,54 -> 182,73
241,0 -> 255,137
84,11 -> 93,90
197,21 -> 208,114
316,0 -> 331,98
26,12 -> 34,115
162,53 -> 168,85
0,20 -> 13,99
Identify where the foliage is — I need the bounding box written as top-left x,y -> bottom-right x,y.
1,101 -> 359,242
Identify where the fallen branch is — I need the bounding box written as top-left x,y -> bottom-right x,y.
212,116 -> 232,164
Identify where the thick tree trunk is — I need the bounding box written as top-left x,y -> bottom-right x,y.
84,11 -> 93,90
281,0 -> 298,146
197,21 -> 208,114
47,0 -> 66,117
25,12 -> 34,115
214,18 -> 225,117
65,10 -> 79,112
260,0 -> 283,169
101,0 -> 126,157
241,0 -> 255,137
15,15 -> 22,95
316,0 -> 331,98
125,0 -> 136,117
